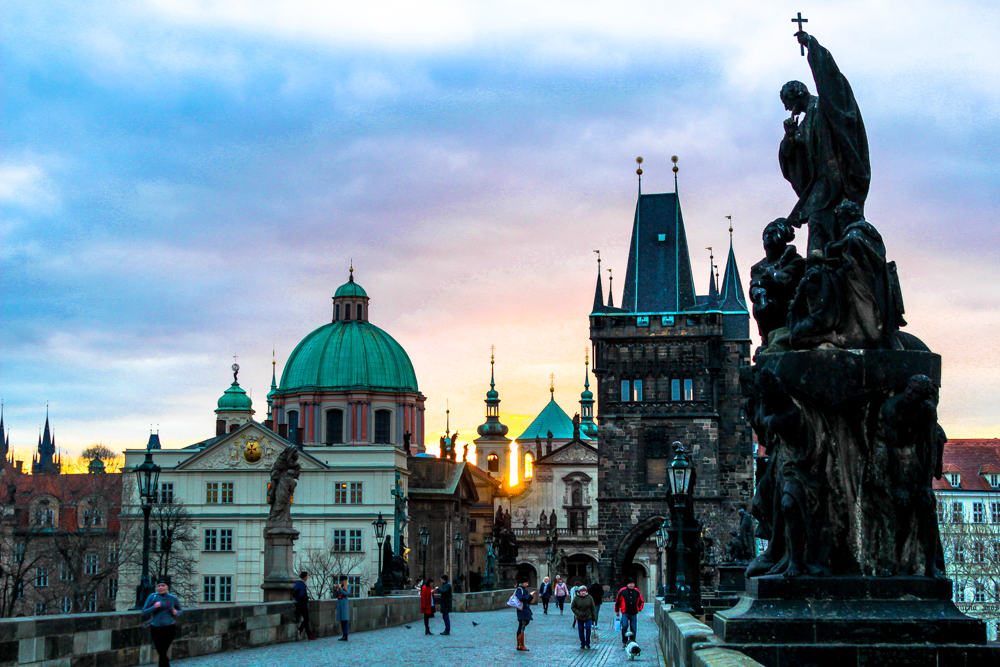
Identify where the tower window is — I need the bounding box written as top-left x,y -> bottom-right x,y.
671,379 -> 681,401
374,410 -> 392,444
621,381 -> 630,402
357,303 -> 363,320
335,303 -> 340,320
345,304 -> 352,320
287,410 -> 299,443
524,453 -> 534,479
634,380 -> 643,402
326,409 -> 344,444
684,378 -> 694,401
487,453 -> 499,473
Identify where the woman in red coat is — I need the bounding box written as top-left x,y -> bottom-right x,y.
420,579 -> 436,635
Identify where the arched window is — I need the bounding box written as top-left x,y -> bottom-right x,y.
524,453 -> 534,479
357,303 -> 363,321
287,410 -> 299,444
374,409 -> 392,444
487,453 -> 500,473
326,409 -> 344,444
345,303 -> 352,320
335,304 -> 340,320
572,482 -> 583,506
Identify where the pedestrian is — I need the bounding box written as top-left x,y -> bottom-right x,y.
615,579 -> 645,647
539,576 -> 553,614
514,574 -> 535,651
570,585 -> 597,649
570,584 -> 580,627
142,578 -> 182,667
589,581 -> 605,628
334,575 -> 351,641
554,576 -> 569,615
292,571 -> 316,640
420,578 -> 436,635
437,575 -> 453,635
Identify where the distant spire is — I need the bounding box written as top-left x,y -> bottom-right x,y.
584,350 -> 590,391
490,345 -> 496,389
592,250 -> 604,312
706,247 -> 718,301
636,156 -> 643,195
549,373 -> 555,399
445,399 -> 450,436
672,155 -> 679,194
349,259 -> 354,282
719,230 -> 748,314
607,268 -> 614,308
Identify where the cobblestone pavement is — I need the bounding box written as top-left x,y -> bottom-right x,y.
154,606 -> 659,667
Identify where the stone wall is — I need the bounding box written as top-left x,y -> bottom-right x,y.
654,599 -> 762,667
1,590 -> 513,667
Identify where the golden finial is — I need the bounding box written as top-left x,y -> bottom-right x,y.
550,373 -> 555,395
585,348 -> 589,368
635,156 -> 643,177
490,344 -> 495,365
671,155 -> 679,172
349,259 -> 354,274
726,215 -> 733,240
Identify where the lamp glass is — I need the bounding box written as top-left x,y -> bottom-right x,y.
419,527 -> 430,547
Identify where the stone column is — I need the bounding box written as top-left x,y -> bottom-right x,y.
261,526 -> 300,601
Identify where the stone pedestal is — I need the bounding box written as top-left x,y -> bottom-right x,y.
717,564 -> 746,595
261,526 -> 299,601
497,563 -> 519,590
714,576 -> 1000,666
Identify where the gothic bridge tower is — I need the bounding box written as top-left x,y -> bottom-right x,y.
590,165 -> 753,589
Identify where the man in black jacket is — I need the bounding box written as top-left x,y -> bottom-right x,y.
538,577 -> 554,614
588,581 -> 605,627
292,571 -> 316,640
437,575 -> 453,635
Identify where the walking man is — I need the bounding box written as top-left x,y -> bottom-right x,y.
615,579 -> 645,646
571,585 -> 597,649
334,575 -> 350,641
142,578 -> 182,667
539,576 -> 553,614
437,575 -> 453,635
589,581 -> 604,628
292,571 -> 316,640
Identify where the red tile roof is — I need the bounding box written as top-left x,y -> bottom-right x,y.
933,439 -> 1000,492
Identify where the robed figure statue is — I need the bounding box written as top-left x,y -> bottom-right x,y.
780,31 -> 870,256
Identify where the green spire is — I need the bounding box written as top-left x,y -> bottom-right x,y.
477,346 -> 508,437
267,352 -> 277,420
580,351 -> 598,439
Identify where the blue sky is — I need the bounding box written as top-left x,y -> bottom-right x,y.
2,1 -> 1000,455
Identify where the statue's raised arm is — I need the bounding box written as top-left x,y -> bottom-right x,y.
780,32 -> 870,257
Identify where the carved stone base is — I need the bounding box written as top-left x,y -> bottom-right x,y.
714,576 -> 999,666
261,526 -> 299,602
717,564 -> 747,595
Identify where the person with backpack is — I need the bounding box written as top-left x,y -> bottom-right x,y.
512,574 -> 535,651
554,576 -> 569,614
570,585 -> 597,649
292,571 -> 316,640
615,579 -> 645,646
142,578 -> 182,667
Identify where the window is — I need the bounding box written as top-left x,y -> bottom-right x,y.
971,540 -> 986,563
348,575 -> 363,591
335,483 -> 348,504
991,501 -> 1000,524
952,501 -> 965,523
974,502 -> 985,523
220,529 -> 233,551
954,579 -> 966,603
60,561 -> 74,581
206,482 -> 219,504
203,576 -> 217,602
634,380 -> 643,402
948,473 -> 961,488
84,591 -> 96,612
335,303 -> 340,320
469,519 -> 477,534
953,539 -> 966,563
333,530 -> 347,552
326,410 -> 344,444
108,542 -> 119,563
155,483 -> 174,504
84,554 -> 98,575
14,543 -> 24,563
937,502 -> 946,523
34,602 -> 46,616
356,304 -> 363,321
684,378 -> 694,401
349,529 -> 363,552
108,578 -> 118,600
621,381 -> 630,402
61,597 -> 73,614
288,410 -> 299,444
35,567 -> 48,588
221,482 -> 234,504
219,576 -> 232,602
205,529 -> 218,551
974,581 -> 987,603
345,303 -> 352,320
35,508 -> 55,527
661,316 -> 674,327
487,453 -> 499,473
637,316 -> 649,327
524,453 -> 534,479
671,379 -> 681,401
988,473 -> 1000,489
83,507 -> 103,527
374,410 -> 391,444
150,528 -> 161,552
350,482 -> 363,504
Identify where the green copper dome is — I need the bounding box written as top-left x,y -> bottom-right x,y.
334,276 -> 368,298
217,382 -> 253,411
280,321 -> 418,393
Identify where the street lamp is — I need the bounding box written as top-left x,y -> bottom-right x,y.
483,535 -> 496,591
131,448 -> 161,610
373,512 -> 387,596
666,443 -> 696,613
419,526 -> 430,583
545,546 -> 554,579
453,532 -> 464,593
655,520 -> 669,597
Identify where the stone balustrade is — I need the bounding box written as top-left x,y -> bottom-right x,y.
1,589 -> 514,667
654,599 -> 763,667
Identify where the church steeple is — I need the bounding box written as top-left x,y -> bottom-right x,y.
718,230 -> 750,340
580,351 -> 598,439
267,351 -> 277,422
474,347 -> 512,482
477,347 -> 508,437
33,407 -> 61,475
592,251 -> 604,312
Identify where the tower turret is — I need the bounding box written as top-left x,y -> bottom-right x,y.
473,347 -> 511,481
580,351 -> 598,439
215,363 -> 254,435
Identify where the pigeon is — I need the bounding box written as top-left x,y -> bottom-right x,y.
624,631 -> 642,661
472,622 -> 480,627
404,625 -> 412,629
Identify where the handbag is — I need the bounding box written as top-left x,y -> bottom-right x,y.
613,616 -> 622,632
591,628 -> 601,644
507,592 -> 523,610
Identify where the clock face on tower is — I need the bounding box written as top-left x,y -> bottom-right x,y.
244,440 -> 262,464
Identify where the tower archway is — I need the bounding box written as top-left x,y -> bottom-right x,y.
601,514 -> 665,592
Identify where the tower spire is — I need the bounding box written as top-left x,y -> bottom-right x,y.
580,350 -> 598,439
607,268 -> 614,308
550,373 -> 555,399
672,155 -> 679,194
592,250 -> 604,312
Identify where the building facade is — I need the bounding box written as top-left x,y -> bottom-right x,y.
934,438 -> 1000,641
591,184 -> 754,588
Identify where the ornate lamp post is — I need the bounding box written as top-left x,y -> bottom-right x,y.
419,526 -> 430,583
666,443 -> 696,614
131,448 -> 161,610
483,535 -> 496,591
453,532 -> 464,593
655,520 -> 669,598
372,512 -> 387,596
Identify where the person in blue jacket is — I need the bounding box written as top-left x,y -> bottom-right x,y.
292,571 -> 315,640
514,574 -> 535,652
142,578 -> 182,667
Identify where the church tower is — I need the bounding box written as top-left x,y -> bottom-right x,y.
473,349 -> 511,482
590,162 -> 752,587
32,408 -> 61,475
215,364 -> 255,435
580,352 -> 598,439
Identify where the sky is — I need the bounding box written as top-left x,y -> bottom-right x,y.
2,1 -> 1000,459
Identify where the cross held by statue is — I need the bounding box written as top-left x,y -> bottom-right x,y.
791,12 -> 808,55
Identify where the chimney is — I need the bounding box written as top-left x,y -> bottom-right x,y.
278,424 -> 288,439
216,420 -> 226,437
264,419 -> 274,432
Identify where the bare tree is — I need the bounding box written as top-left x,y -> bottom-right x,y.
939,500 -> 1000,635
295,542 -> 372,599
